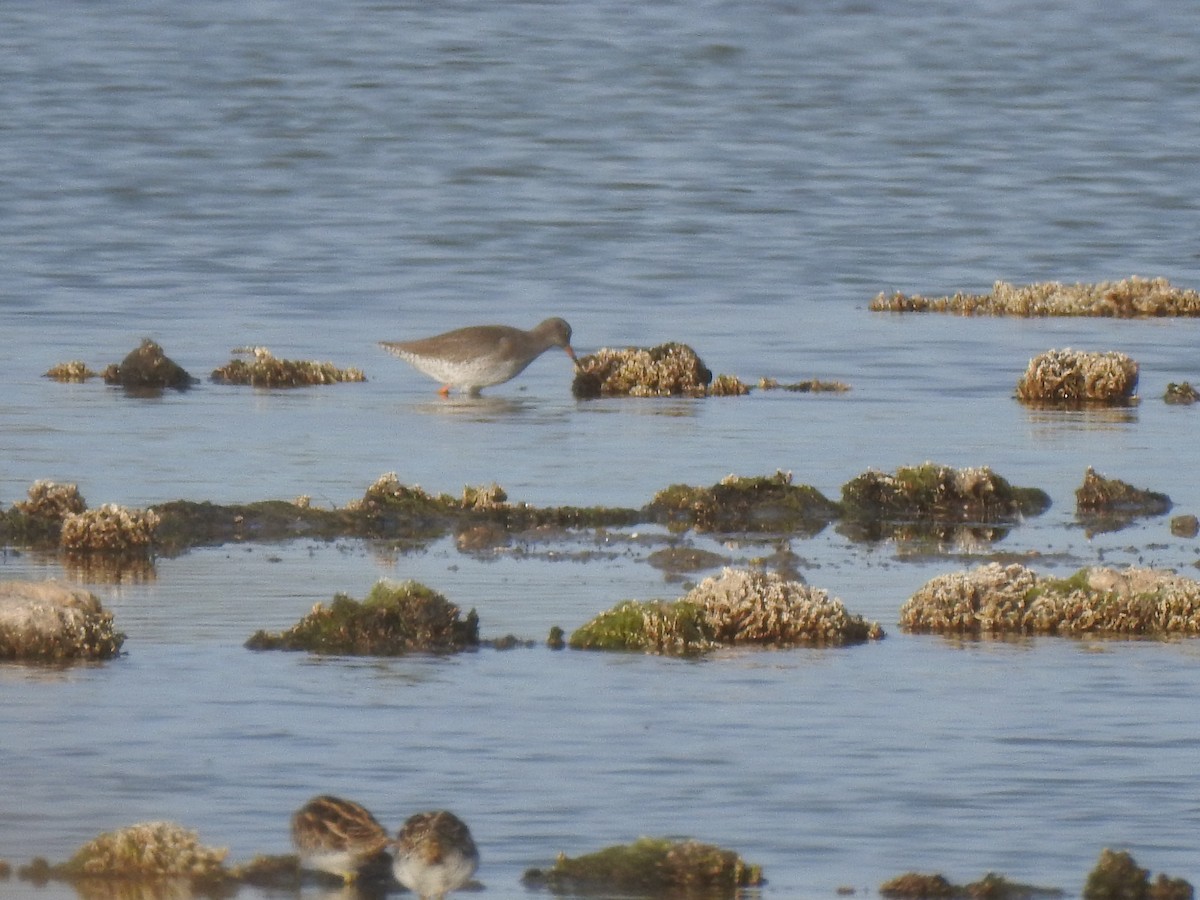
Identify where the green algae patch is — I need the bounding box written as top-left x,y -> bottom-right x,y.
841,463 -> 1050,528
870,276 -> 1200,317
648,471 -> 840,535
211,346 -> 366,387
522,836 -> 763,895
1075,467 -> 1171,534
1083,849 -> 1192,900
246,580 -> 479,655
881,872 -> 1064,900
901,562 -> 1200,637
571,567 -> 883,654
1016,349 -> 1138,407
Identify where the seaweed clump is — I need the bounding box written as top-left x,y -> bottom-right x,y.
1075,467 -> 1171,534
522,837 -> 763,895
648,470 -> 840,535
1015,348 -> 1139,407
246,580 -> 479,654
840,463 -> 1050,529
0,580 -> 125,662
870,277 -> 1200,317
102,339 -> 196,391
211,346 -> 366,387
571,343 -> 714,398
1082,849 -> 1192,900
881,871 -> 1064,899
570,567 -> 883,654
900,562 -> 1200,637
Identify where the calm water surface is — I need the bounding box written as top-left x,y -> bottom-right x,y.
3,0 -> 1200,897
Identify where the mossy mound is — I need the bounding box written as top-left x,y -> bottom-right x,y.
570,567 -> 883,654
522,837 -> 763,894
871,276 -> 1200,317
841,463 -> 1050,525
1075,467 -> 1171,533
0,580 -> 125,662
571,343 -> 714,398
881,871 -> 1064,899
648,471 -> 840,534
900,562 -> 1200,636
60,504 -> 160,553
1083,849 -> 1192,900
103,339 -> 196,391
1016,349 -> 1138,406
60,821 -> 228,881
44,360 -> 99,382
246,580 -> 480,654
211,346 -> 366,387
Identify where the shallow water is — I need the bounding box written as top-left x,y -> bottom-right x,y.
3,0 -> 1200,897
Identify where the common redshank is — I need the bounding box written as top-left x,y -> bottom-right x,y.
290,794 -> 391,883
392,810 -> 480,900
380,317 -> 576,396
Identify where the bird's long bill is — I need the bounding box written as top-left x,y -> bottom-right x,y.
564,345 -> 580,369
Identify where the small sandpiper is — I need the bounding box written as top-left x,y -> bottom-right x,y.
380,317 -> 576,396
392,810 -> 479,900
290,794 -> 391,883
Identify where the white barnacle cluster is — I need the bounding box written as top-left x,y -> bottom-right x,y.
901,563 -> 1200,636
461,482 -> 508,511
67,821 -> 228,878
60,503 -> 160,552
686,567 -> 883,646
13,480 -> 87,520
1015,347 -> 1138,405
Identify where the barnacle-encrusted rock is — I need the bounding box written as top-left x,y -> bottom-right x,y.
571,342 -> 714,398
758,376 -> 851,393
1015,348 -> 1139,406
460,483 -> 508,511
1083,849 -> 1192,900
707,373 -> 750,396
61,821 -> 228,882
871,277 -> 1200,317
1075,467 -> 1171,533
211,346 -> 366,387
841,463 -> 1050,524
0,580 -> 125,661
13,480 -> 87,521
102,339 -> 196,391
521,837 -> 763,894
881,871 -> 1064,899
245,580 -> 479,654
648,471 -> 840,534
60,504 -> 160,553
900,562 -> 1200,636
570,567 -> 883,653
1164,382 -> 1200,405
44,360 -> 98,382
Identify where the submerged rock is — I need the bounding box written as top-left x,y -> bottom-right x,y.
570,567 -> 883,654
900,562 -> 1200,637
840,463 -> 1050,525
871,276 -> 1200,317
0,580 -> 125,661
571,342 -> 714,398
1015,348 -> 1139,407
1163,381 -> 1200,405
246,580 -> 480,655
758,376 -> 851,393
1082,849 -> 1192,900
1075,467 -> 1171,533
522,836 -> 763,894
648,470 -> 840,535
103,339 -> 196,391
211,346 -> 366,387
881,871 -> 1064,900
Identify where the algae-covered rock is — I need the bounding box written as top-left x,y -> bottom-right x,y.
758,376 -> 851,393
246,580 -> 479,655
1015,349 -> 1138,407
881,873 -> 960,898
522,836 -> 762,894
1075,467 -> 1171,534
570,567 -> 883,654
571,342 -> 714,398
881,871 -> 1064,900
900,562 -> 1200,637
103,339 -> 196,391
61,821 -> 228,881
648,470 -> 840,535
1083,849 -> 1193,900
871,276 -> 1200,317
1170,514 -> 1199,538
60,504 -> 160,553
1164,382 -> 1200,405
841,463 -> 1050,525
0,580 -> 125,662
211,346 -> 366,387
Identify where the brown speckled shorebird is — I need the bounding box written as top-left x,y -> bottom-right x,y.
380,317 -> 576,397
392,810 -> 479,900
290,794 -> 391,883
